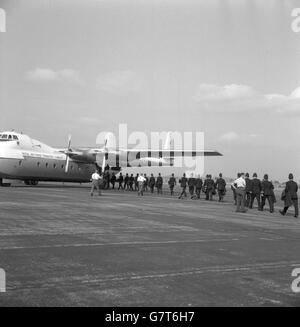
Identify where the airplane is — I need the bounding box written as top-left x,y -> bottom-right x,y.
0,130 -> 222,186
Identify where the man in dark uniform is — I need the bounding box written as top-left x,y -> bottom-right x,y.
188,173 -> 196,199
156,173 -> 163,195
110,172 -> 116,189
124,173 -> 129,190
149,173 -> 156,193
144,174 -> 149,191
202,175 -> 209,200
195,175 -> 203,199
118,172 -> 124,190
129,174 -> 134,191
134,173 -> 139,191
249,173 -> 261,209
260,174 -> 274,213
280,173 -> 298,218
245,173 -> 252,207
215,173 -> 226,202
104,170 -> 110,189
168,173 -> 176,195
178,173 -> 188,199
204,174 -> 215,201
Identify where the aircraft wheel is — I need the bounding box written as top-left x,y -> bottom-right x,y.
24,180 -> 31,185
31,181 -> 38,186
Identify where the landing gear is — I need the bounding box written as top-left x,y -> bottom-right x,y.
24,180 -> 39,186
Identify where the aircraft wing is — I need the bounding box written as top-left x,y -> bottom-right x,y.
123,149 -> 222,157
91,149 -> 222,168
56,147 -> 222,168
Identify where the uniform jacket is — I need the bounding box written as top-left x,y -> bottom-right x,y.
188,178 -> 195,187
195,178 -> 203,189
251,178 -> 261,194
261,180 -> 274,196
245,178 -> 252,192
283,180 -> 298,206
179,177 -> 187,187
168,177 -> 176,186
215,178 -> 226,191
149,177 -> 156,186
204,178 -> 215,190
156,176 -> 163,186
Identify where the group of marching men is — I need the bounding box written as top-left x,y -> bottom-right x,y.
90,171 -> 227,200
230,172 -> 298,217
90,170 -> 298,218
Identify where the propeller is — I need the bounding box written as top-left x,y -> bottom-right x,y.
101,137 -> 108,173
64,134 -> 72,173
164,131 -> 173,150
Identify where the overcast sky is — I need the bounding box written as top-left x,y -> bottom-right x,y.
0,0 -> 300,180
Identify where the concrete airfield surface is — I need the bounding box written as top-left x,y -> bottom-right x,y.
0,183 -> 300,306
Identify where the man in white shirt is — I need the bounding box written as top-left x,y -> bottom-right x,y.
231,172 -> 246,212
91,169 -> 102,196
137,174 -> 146,196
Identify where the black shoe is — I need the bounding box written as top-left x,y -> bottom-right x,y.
295,215 -> 298,218
279,210 -> 285,216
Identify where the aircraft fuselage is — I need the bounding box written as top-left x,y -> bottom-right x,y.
0,132 -> 94,184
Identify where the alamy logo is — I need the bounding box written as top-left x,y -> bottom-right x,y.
291,268 -> 300,293
291,8 -> 300,33
0,8 -> 6,33
0,268 -> 5,292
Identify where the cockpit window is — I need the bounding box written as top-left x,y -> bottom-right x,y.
0,133 -> 19,141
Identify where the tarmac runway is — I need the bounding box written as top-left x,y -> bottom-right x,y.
0,184 -> 300,306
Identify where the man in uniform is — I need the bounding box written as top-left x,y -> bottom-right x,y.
280,173 -> 298,218
249,173 -> 261,209
188,173 -> 196,199
260,174 -> 274,213
124,173 -> 129,190
144,174 -> 149,191
244,173 -> 252,207
134,173 -> 139,191
168,173 -> 176,195
110,172 -> 116,189
149,173 -> 156,193
231,172 -> 246,212
215,173 -> 226,202
156,173 -> 163,195
129,174 -> 134,191
90,169 -> 102,196
118,172 -> 124,190
195,175 -> 203,199
104,170 -> 110,189
204,174 -> 215,201
178,173 -> 188,199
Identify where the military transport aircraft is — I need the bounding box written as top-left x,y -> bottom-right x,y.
0,131 -> 222,186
